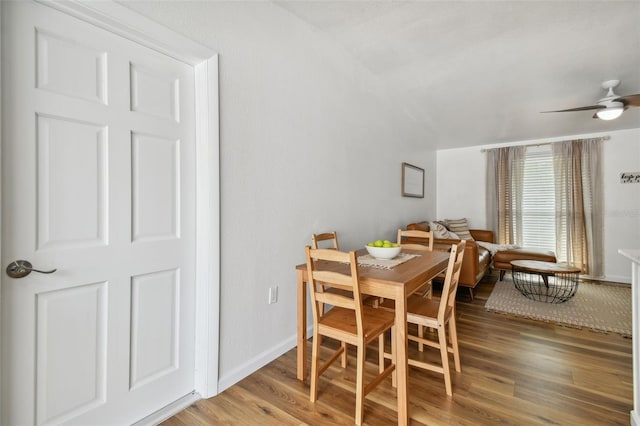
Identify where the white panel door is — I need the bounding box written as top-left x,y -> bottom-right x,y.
1,2 -> 197,425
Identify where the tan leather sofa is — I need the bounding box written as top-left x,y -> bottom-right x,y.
406,221 -> 494,298
493,248 -> 557,280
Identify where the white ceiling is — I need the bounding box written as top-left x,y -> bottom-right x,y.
275,1 -> 640,149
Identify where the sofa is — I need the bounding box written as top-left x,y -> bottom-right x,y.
406,221 -> 494,298
492,248 -> 557,280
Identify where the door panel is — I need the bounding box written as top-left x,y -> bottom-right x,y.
1,2 -> 197,424
36,28 -> 108,105
130,269 -> 180,390
37,115 -> 109,249
131,133 -> 180,241
130,64 -> 180,122
36,282 -> 108,425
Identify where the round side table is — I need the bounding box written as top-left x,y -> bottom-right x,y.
510,260 -> 581,303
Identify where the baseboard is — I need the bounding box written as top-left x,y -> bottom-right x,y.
583,274 -> 631,285
217,333 -> 299,392
132,392 -> 201,426
631,409 -> 640,426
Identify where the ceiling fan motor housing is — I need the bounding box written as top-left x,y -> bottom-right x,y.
599,99 -> 624,109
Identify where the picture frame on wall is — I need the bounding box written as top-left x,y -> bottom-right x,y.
402,162 -> 424,198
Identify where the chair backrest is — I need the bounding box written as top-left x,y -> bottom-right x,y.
311,232 -> 339,250
438,241 -> 466,322
305,246 -> 363,333
397,229 -> 434,251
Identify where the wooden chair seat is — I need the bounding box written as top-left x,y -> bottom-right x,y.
380,295 -> 452,329
318,306 -> 396,342
406,295 -> 453,326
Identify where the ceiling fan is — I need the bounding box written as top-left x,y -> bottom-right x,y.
542,79 -> 640,120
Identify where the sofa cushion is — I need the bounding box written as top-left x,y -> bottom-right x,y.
407,221 -> 430,232
445,218 -> 475,241
429,221 -> 459,240
493,248 -> 557,269
478,247 -> 491,271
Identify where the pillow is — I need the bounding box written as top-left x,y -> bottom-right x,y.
433,220 -> 450,230
429,221 -> 460,240
445,218 -> 475,241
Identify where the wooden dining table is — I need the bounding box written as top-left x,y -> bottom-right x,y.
295,248 -> 451,425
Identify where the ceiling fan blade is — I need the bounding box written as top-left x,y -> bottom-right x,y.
616,94 -> 640,107
541,105 -> 605,113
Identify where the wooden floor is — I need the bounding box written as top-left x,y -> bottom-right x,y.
161,277 -> 633,425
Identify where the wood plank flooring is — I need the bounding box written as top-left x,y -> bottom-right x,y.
161,277 -> 632,425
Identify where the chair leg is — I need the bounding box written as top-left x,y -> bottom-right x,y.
449,317 -> 461,372
499,269 -> 506,281
423,281 -> 433,299
341,342 -> 348,368
380,328 -> 396,381
355,342 -> 366,426
310,333 -> 321,402
378,333 -> 384,373
438,326 -> 453,396
390,327 -> 397,388
390,325 -> 396,381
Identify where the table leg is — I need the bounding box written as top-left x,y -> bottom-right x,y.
297,269 -> 307,381
542,273 -> 550,288
394,287 -> 409,425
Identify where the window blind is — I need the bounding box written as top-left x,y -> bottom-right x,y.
521,146 -> 556,253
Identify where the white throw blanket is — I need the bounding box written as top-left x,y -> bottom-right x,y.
476,241 -> 519,256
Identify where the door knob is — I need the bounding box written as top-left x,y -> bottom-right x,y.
6,260 -> 57,278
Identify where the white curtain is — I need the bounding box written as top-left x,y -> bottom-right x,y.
552,138 -> 604,277
486,145 -> 526,245
486,138 -> 604,276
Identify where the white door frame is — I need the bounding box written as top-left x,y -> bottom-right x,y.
0,0 -> 220,418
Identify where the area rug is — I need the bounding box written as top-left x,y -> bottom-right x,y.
484,278 -> 632,337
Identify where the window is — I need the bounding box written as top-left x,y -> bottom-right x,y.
520,146 -> 558,255
487,138 -> 604,276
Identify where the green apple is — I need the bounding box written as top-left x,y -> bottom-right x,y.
374,240 -> 384,247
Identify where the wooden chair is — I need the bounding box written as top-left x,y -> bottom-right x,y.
397,228 -> 434,251
311,231 -> 339,250
311,231 -> 347,366
305,246 -> 396,425
397,229 -> 434,299
382,240 -> 466,396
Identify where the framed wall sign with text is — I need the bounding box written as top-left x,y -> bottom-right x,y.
402,162 -> 424,198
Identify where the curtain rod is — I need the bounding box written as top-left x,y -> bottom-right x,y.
480,135 -> 610,153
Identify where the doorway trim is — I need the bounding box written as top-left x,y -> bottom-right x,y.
0,0 -> 221,419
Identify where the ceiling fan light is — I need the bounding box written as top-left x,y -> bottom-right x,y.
596,107 -> 624,120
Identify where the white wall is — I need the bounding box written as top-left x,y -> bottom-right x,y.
436,128 -> 640,283
124,1 -> 437,390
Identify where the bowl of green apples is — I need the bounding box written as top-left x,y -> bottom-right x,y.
365,240 -> 401,259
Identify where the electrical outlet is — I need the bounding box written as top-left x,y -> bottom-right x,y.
268,286 -> 278,304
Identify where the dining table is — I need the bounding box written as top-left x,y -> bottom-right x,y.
295,247 -> 451,425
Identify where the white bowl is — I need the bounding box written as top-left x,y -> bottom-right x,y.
365,245 -> 401,260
